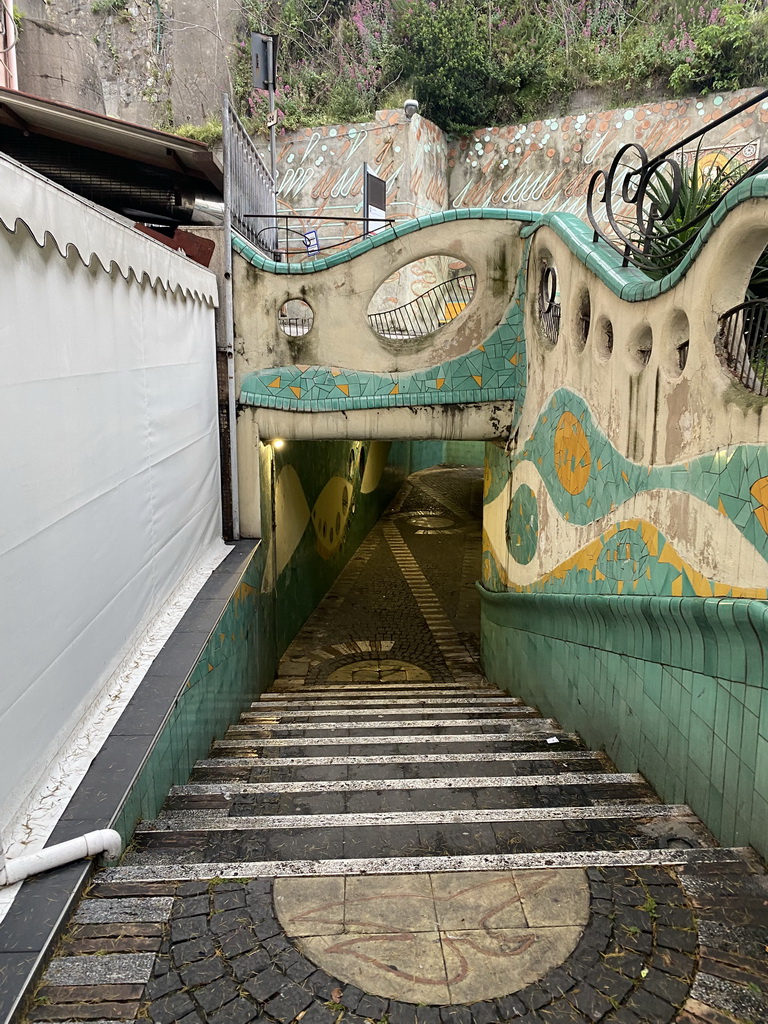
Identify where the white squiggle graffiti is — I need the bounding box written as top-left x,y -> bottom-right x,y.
279,165 -> 316,198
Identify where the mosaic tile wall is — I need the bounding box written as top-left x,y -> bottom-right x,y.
239,300 -> 526,414
476,178 -> 768,859
483,388 -> 768,599
234,210 -> 531,419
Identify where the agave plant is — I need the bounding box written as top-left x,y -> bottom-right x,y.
628,142 -> 748,279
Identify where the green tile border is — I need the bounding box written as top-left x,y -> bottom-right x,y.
479,585 -> 768,859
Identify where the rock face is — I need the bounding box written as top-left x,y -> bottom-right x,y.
13,0 -> 238,125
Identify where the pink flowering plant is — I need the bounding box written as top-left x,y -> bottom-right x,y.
227,0 -> 768,134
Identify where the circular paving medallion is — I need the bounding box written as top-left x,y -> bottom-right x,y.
408,515 -> 455,530
274,870 -> 589,1004
327,659 -> 431,683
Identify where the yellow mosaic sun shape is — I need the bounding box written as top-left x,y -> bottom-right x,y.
553,411 -> 592,496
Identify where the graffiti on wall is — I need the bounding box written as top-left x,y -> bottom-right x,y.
448,91 -> 766,223
268,89 -> 768,252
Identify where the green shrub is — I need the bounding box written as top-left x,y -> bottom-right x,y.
205,0 -> 768,135
91,0 -> 129,15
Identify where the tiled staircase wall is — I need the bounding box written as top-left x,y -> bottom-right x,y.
480,589 -> 768,860
113,439 -> 412,845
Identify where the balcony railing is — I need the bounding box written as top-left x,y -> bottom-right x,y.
717,299 -> 768,395
367,274 -> 476,339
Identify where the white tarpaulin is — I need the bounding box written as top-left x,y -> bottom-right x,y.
0,155 -> 222,838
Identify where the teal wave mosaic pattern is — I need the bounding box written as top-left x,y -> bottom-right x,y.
493,387 -> 768,563
232,209 -> 539,275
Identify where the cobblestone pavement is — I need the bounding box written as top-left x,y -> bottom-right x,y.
25,468 -> 768,1024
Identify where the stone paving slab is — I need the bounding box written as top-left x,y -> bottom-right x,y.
73,899 -> 174,924
42,954 -> 155,986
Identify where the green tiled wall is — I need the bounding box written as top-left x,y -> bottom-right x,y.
410,441 -> 485,473
114,544 -> 275,842
480,588 -> 768,860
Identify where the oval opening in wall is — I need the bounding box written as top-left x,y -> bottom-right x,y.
367,256 -> 476,342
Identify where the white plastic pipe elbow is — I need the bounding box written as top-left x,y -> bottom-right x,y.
0,829 -> 122,887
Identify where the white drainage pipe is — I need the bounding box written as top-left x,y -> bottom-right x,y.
0,830 -> 122,887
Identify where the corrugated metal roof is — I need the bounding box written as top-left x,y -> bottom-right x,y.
0,86 -> 223,191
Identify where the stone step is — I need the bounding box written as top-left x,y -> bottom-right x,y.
162,777 -> 656,816
242,705 -> 537,723
101,845 -> 754,881
188,750 -> 614,783
210,734 -> 584,757
250,696 -> 526,710
223,719 -> 560,741
171,771 -> 645,795
262,686 -> 499,698
125,805 -> 712,865
142,803 -> 694,832
232,712 -> 545,733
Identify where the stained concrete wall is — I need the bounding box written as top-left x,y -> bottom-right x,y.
14,0 -> 238,125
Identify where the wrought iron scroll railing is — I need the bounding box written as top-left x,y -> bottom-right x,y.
367,274 -> 476,339
223,94 -> 276,255
717,299 -> 768,395
586,87 -> 768,275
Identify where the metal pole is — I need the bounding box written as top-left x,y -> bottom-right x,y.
222,93 -> 241,540
267,37 -> 277,187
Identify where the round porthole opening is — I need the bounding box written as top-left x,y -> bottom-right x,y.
632,325 -> 653,371
278,299 -> 314,337
596,317 -> 614,361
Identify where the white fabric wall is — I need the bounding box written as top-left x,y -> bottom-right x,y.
0,156 -> 221,837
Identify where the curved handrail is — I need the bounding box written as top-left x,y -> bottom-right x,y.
367,273 -> 476,339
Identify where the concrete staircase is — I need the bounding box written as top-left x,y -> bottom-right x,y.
120,676 -> 720,874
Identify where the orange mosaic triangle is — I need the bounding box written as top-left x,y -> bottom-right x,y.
268,376 -> 281,388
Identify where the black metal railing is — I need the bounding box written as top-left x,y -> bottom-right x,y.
278,315 -> 313,337
538,264 -> 560,343
367,274 -> 476,339
717,299 -> 768,395
223,94 -> 277,255
244,214 -> 395,261
586,87 -> 768,275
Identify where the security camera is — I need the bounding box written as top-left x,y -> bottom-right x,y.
403,99 -> 419,120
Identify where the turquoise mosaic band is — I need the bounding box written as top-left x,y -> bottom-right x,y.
492,387 -> 768,564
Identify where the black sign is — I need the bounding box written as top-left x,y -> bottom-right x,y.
251,33 -> 279,90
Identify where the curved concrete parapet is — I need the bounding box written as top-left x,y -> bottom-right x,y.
234,210 -> 535,445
